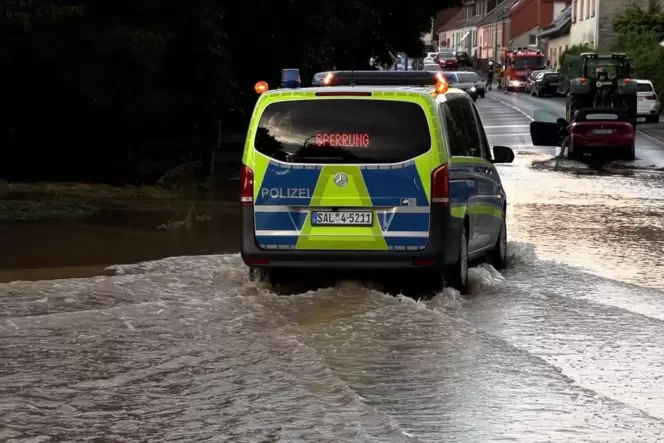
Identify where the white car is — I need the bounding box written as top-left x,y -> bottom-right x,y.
422,63 -> 442,71
635,79 -> 661,123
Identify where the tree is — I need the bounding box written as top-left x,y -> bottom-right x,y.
0,0 -> 461,182
613,1 -> 664,95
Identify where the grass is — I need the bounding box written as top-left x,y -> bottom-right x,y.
4,182 -> 186,203
0,181 -> 203,222
0,180 -> 230,223
0,199 -> 97,221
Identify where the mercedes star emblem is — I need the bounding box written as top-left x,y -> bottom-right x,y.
333,172 -> 348,187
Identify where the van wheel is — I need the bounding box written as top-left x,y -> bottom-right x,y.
446,225 -> 469,294
249,267 -> 286,287
490,216 -> 508,269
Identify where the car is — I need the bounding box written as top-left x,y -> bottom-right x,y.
442,71 -> 484,100
530,107 -> 635,161
435,50 -> 458,70
241,69 -> 515,294
635,79 -> 661,123
422,63 -> 443,71
531,71 -> 562,97
524,70 -> 548,94
456,51 -> 472,68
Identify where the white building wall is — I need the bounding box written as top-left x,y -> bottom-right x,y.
547,34 -> 570,69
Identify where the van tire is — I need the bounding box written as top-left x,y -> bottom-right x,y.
249,267 -> 287,287
491,216 -> 508,269
446,224 -> 469,294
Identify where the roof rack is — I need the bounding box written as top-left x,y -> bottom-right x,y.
319,70 -> 439,86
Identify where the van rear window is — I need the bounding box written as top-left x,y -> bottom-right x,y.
637,83 -> 653,92
254,100 -> 431,164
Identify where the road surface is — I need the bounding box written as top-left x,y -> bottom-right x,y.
2,92 -> 664,442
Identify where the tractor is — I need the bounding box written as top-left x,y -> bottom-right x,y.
564,52 -> 638,125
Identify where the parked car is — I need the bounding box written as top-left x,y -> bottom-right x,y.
531,72 -> 562,97
635,79 -> 661,123
435,50 -> 458,70
423,63 -> 442,71
524,70 -> 548,94
456,51 -> 472,68
530,107 -> 635,162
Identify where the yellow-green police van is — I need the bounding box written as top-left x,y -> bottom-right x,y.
240,70 -> 515,294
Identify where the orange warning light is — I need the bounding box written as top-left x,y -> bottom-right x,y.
254,81 -> 268,94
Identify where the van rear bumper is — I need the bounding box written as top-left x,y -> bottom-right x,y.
240,207 -> 462,270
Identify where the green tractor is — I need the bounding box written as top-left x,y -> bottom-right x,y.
563,52 -> 638,124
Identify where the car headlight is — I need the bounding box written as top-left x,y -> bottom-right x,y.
470,87 -> 476,91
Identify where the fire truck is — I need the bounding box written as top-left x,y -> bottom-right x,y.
500,46 -> 546,91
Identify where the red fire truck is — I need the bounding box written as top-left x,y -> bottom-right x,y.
501,46 -> 546,91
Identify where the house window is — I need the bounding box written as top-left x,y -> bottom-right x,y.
586,0 -> 590,18
572,0 -> 577,22
529,34 -> 536,45
591,0 -> 595,17
580,0 -> 584,20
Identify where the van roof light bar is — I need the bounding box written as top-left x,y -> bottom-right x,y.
318,70 -> 439,86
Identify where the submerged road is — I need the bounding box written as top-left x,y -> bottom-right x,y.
2,93 -> 664,442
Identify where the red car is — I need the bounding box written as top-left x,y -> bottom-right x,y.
435,50 -> 458,70
530,108 -> 636,161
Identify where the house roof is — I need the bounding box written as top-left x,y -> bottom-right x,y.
477,0 -> 519,27
433,7 -> 461,34
537,5 -> 571,38
438,8 -> 466,32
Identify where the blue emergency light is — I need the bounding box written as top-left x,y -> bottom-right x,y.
281,69 -> 301,88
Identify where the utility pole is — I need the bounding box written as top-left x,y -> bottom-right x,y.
493,0 -> 499,62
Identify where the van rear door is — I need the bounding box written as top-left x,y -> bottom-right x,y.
251,96 -> 433,251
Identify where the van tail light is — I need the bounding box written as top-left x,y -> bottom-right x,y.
240,164 -> 254,205
431,164 -> 449,206
644,94 -> 657,100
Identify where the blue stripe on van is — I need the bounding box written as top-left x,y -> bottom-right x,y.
254,212 -> 297,231
361,163 -> 429,207
255,162 -> 322,206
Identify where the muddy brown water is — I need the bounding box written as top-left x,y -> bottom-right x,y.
0,206 -> 241,282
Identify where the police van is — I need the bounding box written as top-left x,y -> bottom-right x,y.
240,69 -> 515,294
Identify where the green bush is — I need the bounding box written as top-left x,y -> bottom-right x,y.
614,1 -> 664,97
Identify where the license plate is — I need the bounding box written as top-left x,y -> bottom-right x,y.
592,129 -> 613,134
312,211 -> 373,226
638,117 -> 646,122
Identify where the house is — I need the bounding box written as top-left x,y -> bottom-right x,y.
537,5 -> 571,69
569,0 -> 650,50
508,0 -> 570,48
438,0 -> 497,56
437,8 -> 465,49
477,0 -> 519,63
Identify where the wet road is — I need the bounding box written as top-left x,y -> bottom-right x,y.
3,93 -> 664,442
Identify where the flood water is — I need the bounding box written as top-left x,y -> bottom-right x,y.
2,96 -> 664,442
0,206 -> 241,282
